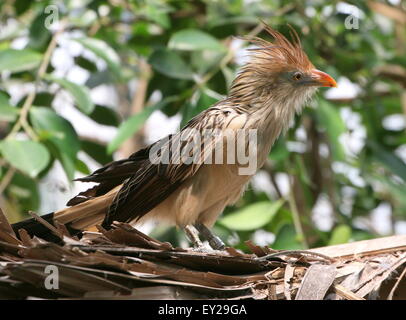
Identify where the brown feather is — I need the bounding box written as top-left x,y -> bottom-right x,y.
246,23 -> 313,71
104,105 -> 233,226
58,23 -> 326,232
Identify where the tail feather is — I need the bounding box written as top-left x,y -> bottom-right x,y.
54,185 -> 120,228
11,212 -> 81,242
11,185 -> 121,242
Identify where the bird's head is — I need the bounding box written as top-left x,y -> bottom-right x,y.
229,24 -> 337,113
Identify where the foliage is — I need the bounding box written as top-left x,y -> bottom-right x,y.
0,0 -> 405,250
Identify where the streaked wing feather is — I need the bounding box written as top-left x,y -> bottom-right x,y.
67,144 -> 156,206
103,106 -> 231,226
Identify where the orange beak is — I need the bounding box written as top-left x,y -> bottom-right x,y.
310,69 -> 337,88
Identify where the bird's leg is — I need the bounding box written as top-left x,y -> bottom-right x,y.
183,225 -> 203,248
194,223 -> 225,250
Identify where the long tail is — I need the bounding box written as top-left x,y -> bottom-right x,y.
11,186 -> 120,241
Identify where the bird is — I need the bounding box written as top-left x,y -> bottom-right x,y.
12,24 -> 337,250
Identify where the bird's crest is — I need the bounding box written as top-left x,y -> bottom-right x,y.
243,23 -> 314,72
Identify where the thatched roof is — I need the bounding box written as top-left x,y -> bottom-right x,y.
0,209 -> 405,300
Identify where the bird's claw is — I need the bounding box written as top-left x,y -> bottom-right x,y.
207,235 -> 225,251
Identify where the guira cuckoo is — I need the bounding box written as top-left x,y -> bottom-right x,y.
12,24 -> 337,250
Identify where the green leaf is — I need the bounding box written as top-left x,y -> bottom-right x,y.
268,138 -> 289,162
368,140 -> 406,182
328,224 -> 351,245
317,100 -> 346,161
144,4 -> 171,29
272,224 -> 304,250
69,9 -> 97,28
85,70 -> 114,88
191,50 -> 225,75
73,38 -> 121,77
169,29 -> 225,51
30,107 -> 80,181
45,75 -> 94,114
9,172 -> 40,214
265,207 -> 293,234
0,105 -> 19,122
32,92 -> 54,107
294,153 -> 312,187
81,139 -> 113,165
14,0 -> 31,16
351,230 -> 374,242
75,158 -> 90,175
107,98 -> 172,154
0,49 -> 42,73
219,199 -> 284,231
0,139 -> 50,178
367,173 -> 406,212
89,105 -> 121,127
27,11 -> 51,51
0,92 -> 19,122
221,66 -> 235,89
75,55 -> 98,72
149,49 -> 193,80
198,88 -> 222,108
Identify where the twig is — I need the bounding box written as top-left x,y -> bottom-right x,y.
387,265 -> 406,300
255,249 -> 334,263
367,1 -> 406,25
333,284 -> 365,300
5,19 -> 67,141
283,264 -> 295,300
263,159 -> 283,198
288,186 -> 309,249
0,207 -> 16,237
6,88 -> 37,140
27,211 -> 63,240
0,167 -> 16,196
119,59 -> 151,157
0,20 -> 67,194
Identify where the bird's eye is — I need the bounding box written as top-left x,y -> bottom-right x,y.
293,72 -> 302,81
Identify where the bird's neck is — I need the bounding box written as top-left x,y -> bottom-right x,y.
229,92 -> 303,135
250,97 -> 297,160
226,89 -> 313,169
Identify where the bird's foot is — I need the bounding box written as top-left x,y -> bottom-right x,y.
206,234 -> 226,251
184,225 -> 203,248
184,224 -> 227,253
189,243 -> 213,253
194,223 -> 225,251
189,243 -> 229,255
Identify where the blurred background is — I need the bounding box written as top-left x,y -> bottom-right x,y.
0,0 -> 405,251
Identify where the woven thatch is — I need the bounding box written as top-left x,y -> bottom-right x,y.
0,208 -> 405,300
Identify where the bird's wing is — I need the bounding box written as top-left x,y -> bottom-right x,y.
103,104 -> 243,226
66,145 -> 154,206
